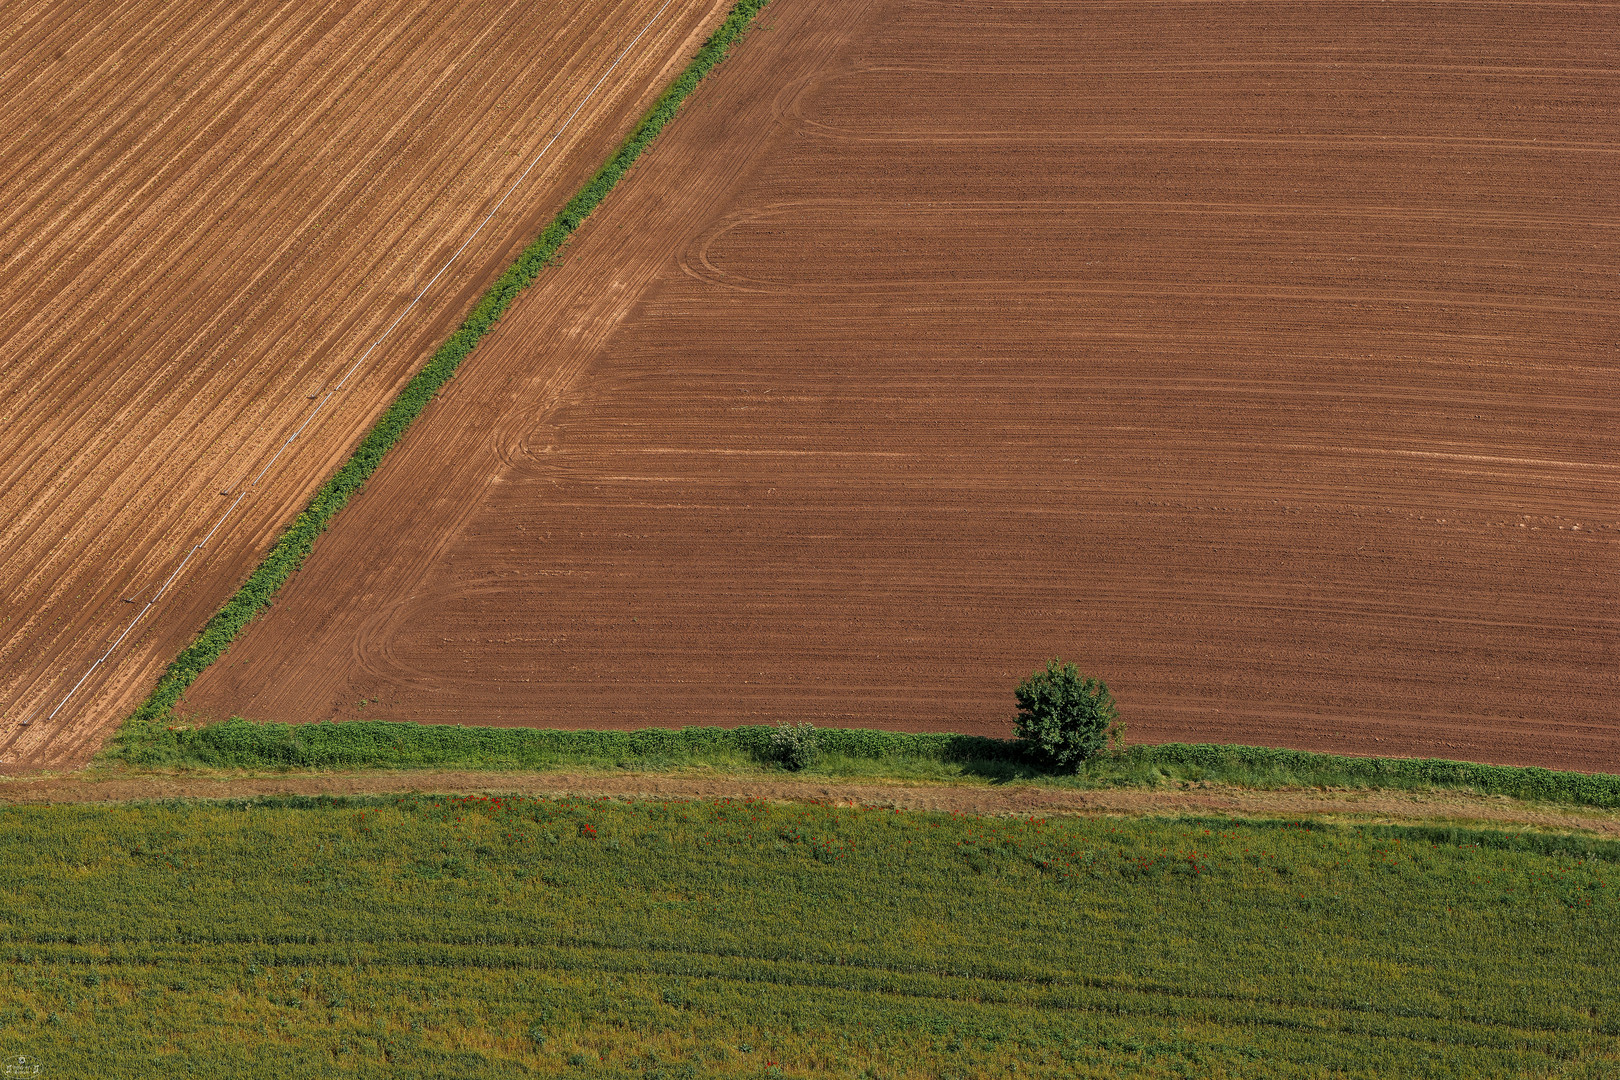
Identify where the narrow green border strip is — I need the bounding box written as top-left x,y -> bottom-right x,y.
112,721 -> 1620,809
111,0 -> 771,743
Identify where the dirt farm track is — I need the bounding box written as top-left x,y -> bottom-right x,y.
174,0 -> 1620,772
0,0 -> 730,766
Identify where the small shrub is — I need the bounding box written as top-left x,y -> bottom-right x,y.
1013,660 -> 1118,771
769,723 -> 821,771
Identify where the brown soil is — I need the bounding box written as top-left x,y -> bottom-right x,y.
1,769 -> 1616,839
183,0 -> 1620,769
0,0 -> 731,766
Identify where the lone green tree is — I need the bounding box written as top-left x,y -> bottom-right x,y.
1013,659 -> 1118,771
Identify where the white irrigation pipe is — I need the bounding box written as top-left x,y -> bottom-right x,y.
43,0 -> 679,725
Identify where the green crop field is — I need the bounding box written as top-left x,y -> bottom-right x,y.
0,796 -> 1614,1078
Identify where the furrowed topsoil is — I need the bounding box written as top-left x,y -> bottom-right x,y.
183,0 -> 1620,769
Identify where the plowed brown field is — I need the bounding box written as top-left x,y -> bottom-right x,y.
0,0 -> 732,766
189,0 -> 1620,770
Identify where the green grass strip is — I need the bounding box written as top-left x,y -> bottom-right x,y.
115,0 -> 769,734
112,719 -> 1620,809
1122,741 -> 1620,808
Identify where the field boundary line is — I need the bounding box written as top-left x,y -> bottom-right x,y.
91,0 -> 771,742
108,720 -> 1620,809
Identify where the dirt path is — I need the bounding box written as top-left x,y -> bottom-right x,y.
2,769 -> 1616,837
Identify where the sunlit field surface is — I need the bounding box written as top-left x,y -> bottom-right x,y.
0,796 -> 1614,1077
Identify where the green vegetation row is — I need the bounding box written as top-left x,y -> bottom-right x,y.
122,0 -> 772,728
0,796 -> 1614,1078
110,717 -> 1620,808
